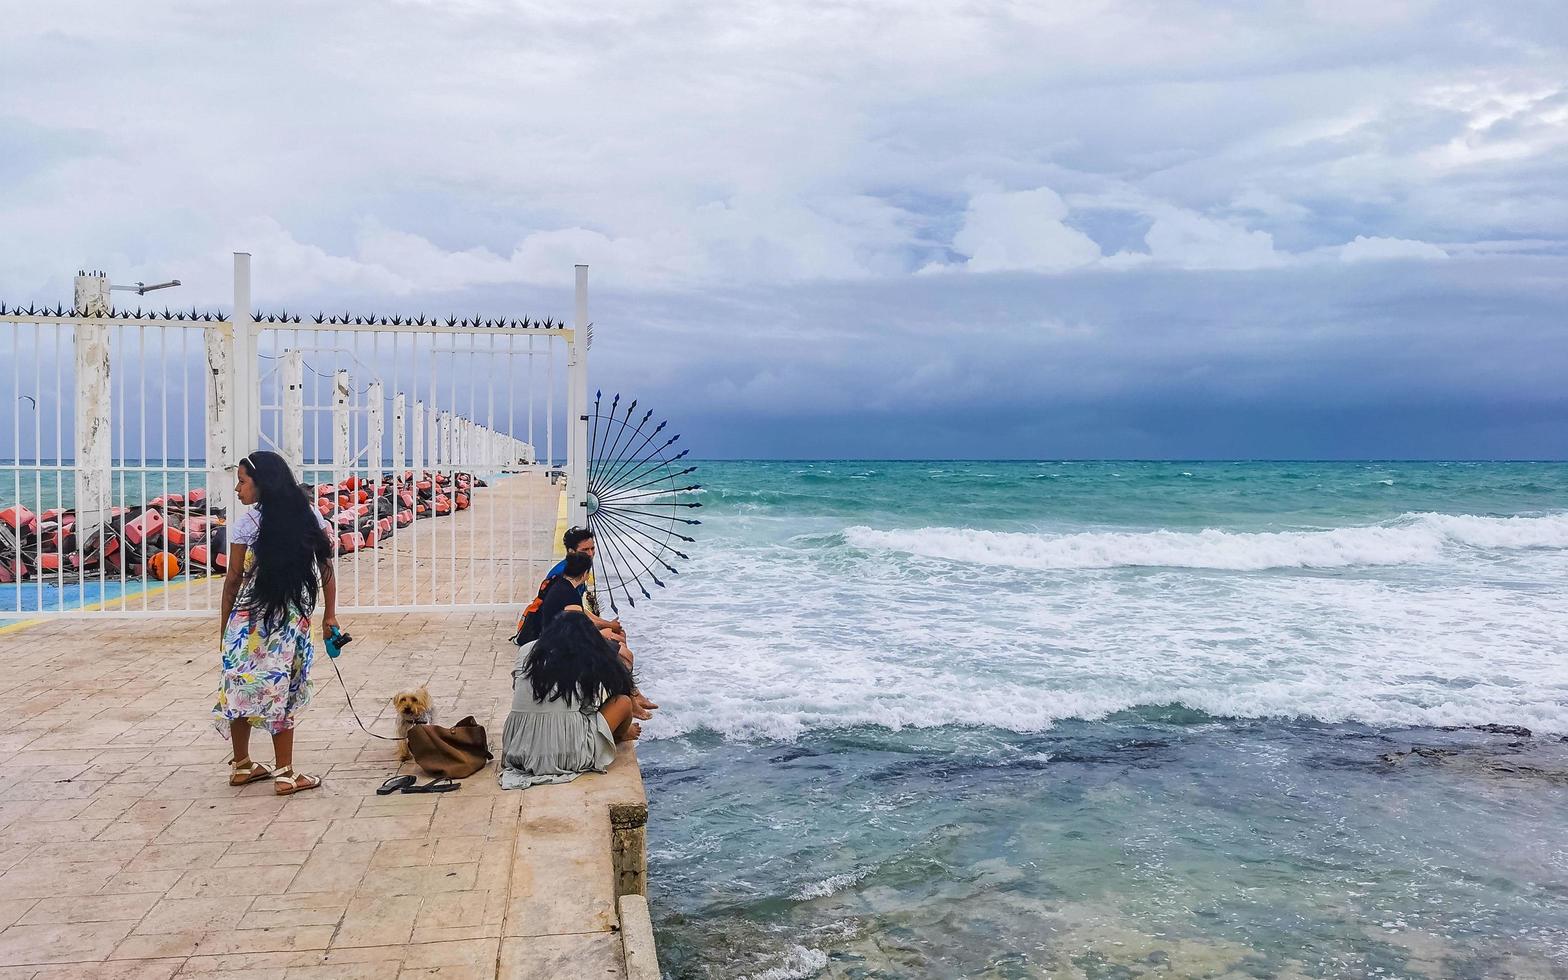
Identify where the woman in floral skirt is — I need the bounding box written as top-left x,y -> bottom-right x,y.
213,450 -> 338,795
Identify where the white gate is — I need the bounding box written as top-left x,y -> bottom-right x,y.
0,254 -> 588,619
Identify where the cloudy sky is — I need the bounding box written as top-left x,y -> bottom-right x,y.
3,1 -> 1566,458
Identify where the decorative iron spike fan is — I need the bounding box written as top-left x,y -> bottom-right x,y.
585,391 -> 701,614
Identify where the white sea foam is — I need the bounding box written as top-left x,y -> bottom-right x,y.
842,512 -> 1568,572
624,507 -> 1568,741
792,868 -> 874,900
740,945 -> 829,980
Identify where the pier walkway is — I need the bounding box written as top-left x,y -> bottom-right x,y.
0,474 -> 655,979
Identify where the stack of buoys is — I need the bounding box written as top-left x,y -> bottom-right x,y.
312,470 -> 481,556
0,470 -> 487,585
0,493 -> 227,585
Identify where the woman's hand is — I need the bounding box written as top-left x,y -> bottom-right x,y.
322,615 -> 340,635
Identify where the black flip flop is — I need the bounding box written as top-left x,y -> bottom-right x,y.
401,776 -> 460,794
376,774 -> 417,795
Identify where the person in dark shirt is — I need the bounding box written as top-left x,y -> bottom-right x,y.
518,551 -> 594,646
536,553 -> 591,634
549,526 -> 626,641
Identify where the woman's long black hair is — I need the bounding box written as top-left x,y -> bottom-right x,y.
523,611 -> 633,706
241,451 -> 332,633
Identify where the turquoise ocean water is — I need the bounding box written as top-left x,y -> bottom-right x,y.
623,461 -> 1568,978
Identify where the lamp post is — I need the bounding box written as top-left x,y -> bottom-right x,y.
109,279 -> 181,295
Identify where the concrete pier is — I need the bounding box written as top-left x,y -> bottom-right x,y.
0,473 -> 658,978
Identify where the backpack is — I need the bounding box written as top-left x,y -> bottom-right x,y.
511,572 -> 557,646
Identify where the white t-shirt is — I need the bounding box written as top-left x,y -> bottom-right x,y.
230,505 -> 329,547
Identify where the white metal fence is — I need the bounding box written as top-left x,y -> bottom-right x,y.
0,254 -> 588,618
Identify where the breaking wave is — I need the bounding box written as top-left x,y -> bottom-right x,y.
843,512 -> 1568,572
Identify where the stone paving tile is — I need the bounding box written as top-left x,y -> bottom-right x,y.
333,894 -> 423,948
135,896 -> 252,936
17,891 -> 162,925
33,960 -> 185,979
287,841 -> 377,894
0,919 -> 137,965
126,841 -> 232,872
499,934 -> 624,980
100,868 -> 188,895
242,893 -> 352,930
166,865 -> 303,901
0,860 -> 123,899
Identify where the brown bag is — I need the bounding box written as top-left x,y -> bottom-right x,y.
407,715 -> 493,779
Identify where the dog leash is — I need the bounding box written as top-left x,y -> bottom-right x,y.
325,636 -> 404,742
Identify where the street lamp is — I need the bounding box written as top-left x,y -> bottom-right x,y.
110,279 -> 181,295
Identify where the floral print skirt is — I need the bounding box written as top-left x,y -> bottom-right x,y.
213,601 -> 315,736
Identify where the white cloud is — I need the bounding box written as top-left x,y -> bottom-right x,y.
1339,235 -> 1449,263
931,186 -> 1101,274
1107,208 -> 1284,271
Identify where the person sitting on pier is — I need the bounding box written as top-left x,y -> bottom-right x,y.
552,528 -> 657,715
516,551 -> 599,648
550,526 -> 627,643
499,611 -> 640,790
515,550 -> 657,718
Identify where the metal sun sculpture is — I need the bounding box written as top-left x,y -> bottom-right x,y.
584,391 -> 700,614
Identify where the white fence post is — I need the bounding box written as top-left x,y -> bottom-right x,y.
332,369 -> 350,487
281,349 -> 303,475
367,381 -> 383,487
412,399 -> 425,477
204,309 -> 232,514
72,273 -> 112,537
567,264 -> 590,518
393,393 -> 405,476
231,253 -> 256,466
429,408 -> 439,469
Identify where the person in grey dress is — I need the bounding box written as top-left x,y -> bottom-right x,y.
500,611 -> 642,790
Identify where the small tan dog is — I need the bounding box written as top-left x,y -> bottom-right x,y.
391,687 -> 435,762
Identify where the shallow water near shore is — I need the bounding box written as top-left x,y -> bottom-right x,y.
643,720 -> 1568,978
628,461 -> 1568,978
